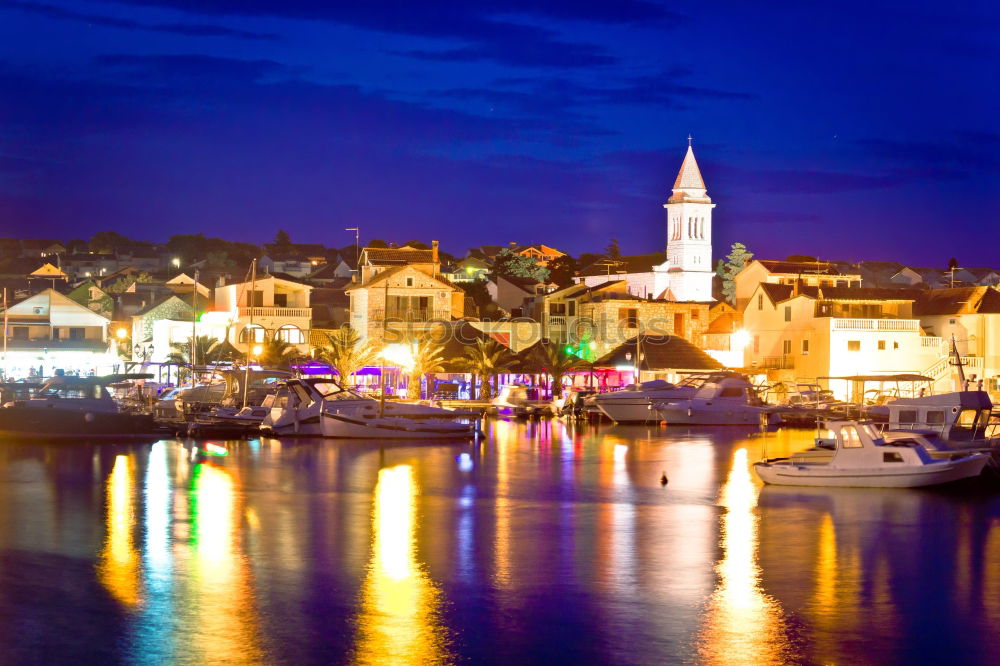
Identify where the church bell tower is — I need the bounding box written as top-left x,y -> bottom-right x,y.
658,141 -> 715,301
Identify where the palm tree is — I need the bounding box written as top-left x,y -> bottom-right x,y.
165,335 -> 233,366
461,338 -> 514,401
256,337 -> 298,370
405,336 -> 445,400
318,327 -> 378,388
532,342 -> 584,399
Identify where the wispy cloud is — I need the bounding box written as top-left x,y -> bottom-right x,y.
7,1 -> 277,40
100,0 -> 679,67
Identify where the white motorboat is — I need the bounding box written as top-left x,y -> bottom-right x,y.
651,374 -> 780,425
261,378 -> 477,439
753,420 -> 987,488
588,373 -> 733,423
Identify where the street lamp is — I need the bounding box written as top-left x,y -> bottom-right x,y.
172,257 -> 181,269
345,227 -> 360,276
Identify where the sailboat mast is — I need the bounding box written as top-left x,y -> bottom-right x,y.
190,269 -> 198,387
2,288 -> 7,381
242,258 -> 257,407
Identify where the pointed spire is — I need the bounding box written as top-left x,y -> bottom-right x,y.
673,144 -> 706,191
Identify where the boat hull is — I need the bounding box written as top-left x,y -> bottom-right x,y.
654,405 -> 776,425
753,455 -> 987,488
594,400 -> 659,424
0,406 -> 157,439
265,408 -> 475,440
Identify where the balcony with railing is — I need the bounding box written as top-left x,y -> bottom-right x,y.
757,355 -> 794,370
830,318 -> 920,332
369,308 -> 436,323
239,306 -> 312,319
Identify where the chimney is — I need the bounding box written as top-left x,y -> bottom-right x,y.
431,240 -> 439,264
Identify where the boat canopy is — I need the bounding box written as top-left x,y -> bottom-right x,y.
819,374 -> 932,382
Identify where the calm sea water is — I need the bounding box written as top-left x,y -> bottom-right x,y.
0,419 -> 998,665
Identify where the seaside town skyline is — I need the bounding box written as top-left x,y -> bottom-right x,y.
1,3 -> 999,665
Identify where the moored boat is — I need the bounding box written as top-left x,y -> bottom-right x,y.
651,374 -> 780,425
261,378 -> 477,439
753,420 -> 987,488
0,375 -> 157,438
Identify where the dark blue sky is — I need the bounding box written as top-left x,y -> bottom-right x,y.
1,0 -> 997,265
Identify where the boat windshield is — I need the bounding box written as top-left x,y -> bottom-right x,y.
676,374 -> 711,388
312,381 -> 365,401
37,385 -> 108,400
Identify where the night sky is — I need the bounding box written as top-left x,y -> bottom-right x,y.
1,1 -> 997,265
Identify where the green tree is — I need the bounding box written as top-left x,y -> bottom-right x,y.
255,337 -> 298,370
270,230 -> 292,255
318,327 -> 378,388
492,248 -> 550,282
366,239 -> 388,249
165,335 -> 234,366
460,338 -> 514,400
405,336 -> 445,400
105,271 -> 154,294
546,254 -> 578,287
206,250 -> 236,270
721,242 -> 754,305
89,231 -> 133,254
532,342 -> 584,399
604,238 -> 622,261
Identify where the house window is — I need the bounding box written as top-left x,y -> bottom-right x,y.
275,325 -> 305,344
784,306 -> 791,322
782,340 -> 791,355
893,341 -> 899,349
691,309 -> 700,320
847,340 -> 861,352
12,327 -> 27,340
801,339 -> 809,354
568,301 -> 576,316
240,324 -> 266,343
618,308 -> 639,328
246,290 -> 264,307
406,277 -> 414,287
274,293 -> 288,307
878,340 -> 886,350
69,328 -> 85,340
33,307 -> 44,315
758,294 -> 764,310
549,303 -> 566,316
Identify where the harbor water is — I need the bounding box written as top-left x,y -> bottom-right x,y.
1,419 -> 999,664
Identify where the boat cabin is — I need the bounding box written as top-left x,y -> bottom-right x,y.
885,391 -> 995,441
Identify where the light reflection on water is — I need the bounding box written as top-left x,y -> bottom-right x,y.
696,447 -> 792,665
0,424 -> 998,663
352,464 -> 452,665
97,454 -> 141,609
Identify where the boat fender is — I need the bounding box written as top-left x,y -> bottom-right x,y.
84,412 -> 95,423
687,408 -> 692,418
660,471 -> 669,486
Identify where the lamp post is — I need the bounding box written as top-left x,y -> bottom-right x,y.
345,227 -> 360,277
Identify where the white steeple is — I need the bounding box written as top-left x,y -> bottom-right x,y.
655,141 -> 715,302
